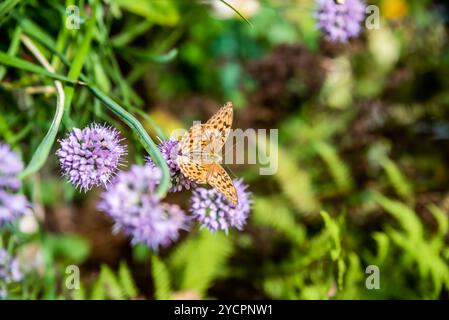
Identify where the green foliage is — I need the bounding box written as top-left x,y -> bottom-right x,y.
173,230 -> 233,296
114,0 -> 180,26
314,141 -> 353,193
374,194 -> 449,298
47,234 -> 90,264
76,262 -> 139,300
252,196 -> 306,245
151,254 -> 171,300
276,147 -> 319,215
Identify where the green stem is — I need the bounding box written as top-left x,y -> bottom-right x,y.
87,85 -> 169,196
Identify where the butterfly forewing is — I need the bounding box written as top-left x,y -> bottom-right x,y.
205,102 -> 233,153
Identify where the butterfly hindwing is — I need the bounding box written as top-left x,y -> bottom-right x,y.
207,163 -> 238,205
177,155 -> 209,184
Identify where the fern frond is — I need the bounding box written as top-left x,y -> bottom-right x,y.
118,261 -> 138,299
176,230 -> 233,296
252,196 -> 306,244
151,254 -> 172,300
276,148 -> 320,215
314,141 -> 353,193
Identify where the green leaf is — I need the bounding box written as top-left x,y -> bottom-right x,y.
151,255 -> 171,300
113,0 -> 180,26
219,0 -> 253,27
276,148 -> 319,215
98,265 -> 125,300
47,234 -> 90,263
381,158 -> 413,199
314,141 -> 353,193
118,261 -> 138,299
119,47 -> 178,63
17,35 -> 66,179
0,0 -> 21,22
0,25 -> 21,80
320,211 -> 346,290
0,51 -> 81,84
253,196 -> 306,245
63,1 -> 98,116
373,193 -> 423,240
427,204 -> 449,238
177,230 -> 233,296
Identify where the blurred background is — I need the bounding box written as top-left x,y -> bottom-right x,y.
1,0 -> 449,299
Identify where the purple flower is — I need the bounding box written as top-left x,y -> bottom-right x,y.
0,190 -> 29,228
316,0 -> 366,43
0,143 -> 23,191
98,165 -> 188,250
56,124 -> 127,191
190,179 -> 252,233
0,249 -> 22,299
146,138 -> 197,192
0,143 -> 28,227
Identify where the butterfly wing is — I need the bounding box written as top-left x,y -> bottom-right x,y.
180,102 -> 233,156
177,155 -> 209,184
205,102 -> 233,153
180,123 -> 208,156
207,163 -> 238,205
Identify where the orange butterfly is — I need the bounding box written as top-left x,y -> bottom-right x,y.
177,102 -> 238,205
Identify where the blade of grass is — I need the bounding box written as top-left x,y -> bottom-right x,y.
18,35 -> 65,179
218,0 -> 253,27
111,20 -> 153,47
0,25 -> 22,80
0,0 -> 21,22
63,1 -> 97,117
0,51 -> 81,84
119,47 -> 178,63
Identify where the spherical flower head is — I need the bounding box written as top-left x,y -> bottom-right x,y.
146,138 -> 197,192
56,124 -> 127,191
316,0 -> 366,43
190,179 -> 252,233
0,143 -> 24,191
98,165 -> 188,250
0,190 -> 29,228
0,249 -> 22,298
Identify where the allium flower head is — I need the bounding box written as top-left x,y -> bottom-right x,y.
146,138 -> 197,192
0,249 -> 22,299
56,124 -> 127,191
0,143 -> 23,190
316,0 -> 366,43
0,142 -> 28,227
0,190 -> 29,228
98,165 -> 188,250
190,179 -> 252,233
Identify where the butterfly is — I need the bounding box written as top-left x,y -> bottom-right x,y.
177,102 -> 238,205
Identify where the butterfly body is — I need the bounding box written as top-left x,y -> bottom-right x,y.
177,103 -> 238,205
